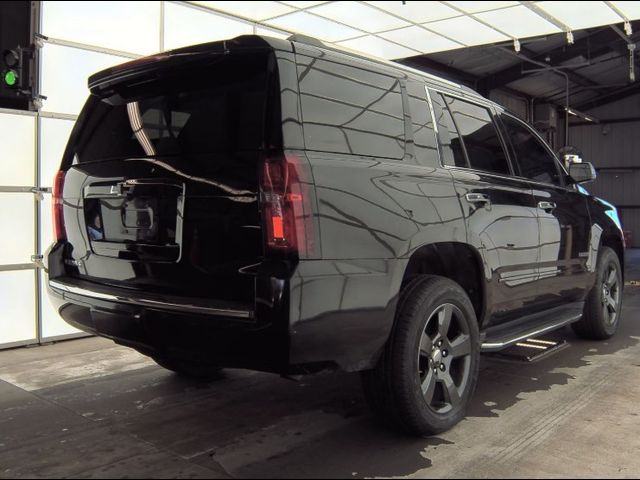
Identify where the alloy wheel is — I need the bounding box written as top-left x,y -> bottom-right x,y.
417,303 -> 472,414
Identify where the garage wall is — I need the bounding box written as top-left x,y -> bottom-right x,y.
569,94 -> 640,247
0,1 -> 289,350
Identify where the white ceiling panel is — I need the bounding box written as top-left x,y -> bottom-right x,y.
425,15 -> 509,46
178,1 -> 640,60
265,10 -> 361,41
365,1 -> 462,24
280,1 -> 327,7
337,35 -> 419,59
379,26 -> 463,53
309,1 -> 409,32
191,2 -> 295,21
611,1 -> 640,19
445,1 -> 519,14
475,5 -> 562,38
536,1 -> 624,30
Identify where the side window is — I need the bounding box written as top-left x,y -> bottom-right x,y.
501,114 -> 563,186
429,91 -> 466,168
296,55 -> 405,159
442,95 -> 511,175
406,81 -> 439,166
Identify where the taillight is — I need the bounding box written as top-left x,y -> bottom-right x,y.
52,170 -> 66,241
261,153 -> 317,258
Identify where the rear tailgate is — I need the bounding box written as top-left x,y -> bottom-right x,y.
52,43 -> 278,308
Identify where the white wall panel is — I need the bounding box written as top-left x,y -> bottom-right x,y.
40,117 -> 75,188
0,194 -> 34,265
40,44 -> 131,115
0,113 -> 35,186
40,274 -> 80,339
42,1 -> 161,55
0,270 -> 36,345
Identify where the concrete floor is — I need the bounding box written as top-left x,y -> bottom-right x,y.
1,252 -> 640,479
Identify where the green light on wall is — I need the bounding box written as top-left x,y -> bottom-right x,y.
3,70 -> 17,87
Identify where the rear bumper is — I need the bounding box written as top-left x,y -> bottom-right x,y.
47,258 -> 405,374
47,276 -> 289,372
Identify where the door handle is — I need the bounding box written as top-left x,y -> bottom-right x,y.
538,201 -> 557,211
465,193 -> 491,205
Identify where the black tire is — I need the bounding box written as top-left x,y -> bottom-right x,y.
572,246 -> 623,340
152,356 -> 223,380
361,275 -> 480,436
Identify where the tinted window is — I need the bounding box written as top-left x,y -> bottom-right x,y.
406,81 -> 438,166
297,55 -> 405,159
442,95 -> 510,175
501,114 -> 562,185
65,51 -> 270,165
430,91 -> 466,167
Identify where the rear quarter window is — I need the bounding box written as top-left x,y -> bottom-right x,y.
296,55 -> 405,159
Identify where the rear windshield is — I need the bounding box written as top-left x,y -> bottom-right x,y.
64,51 -> 272,165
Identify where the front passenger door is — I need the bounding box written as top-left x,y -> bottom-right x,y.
499,114 -> 593,310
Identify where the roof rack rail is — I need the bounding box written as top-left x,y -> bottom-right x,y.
287,34 -> 327,49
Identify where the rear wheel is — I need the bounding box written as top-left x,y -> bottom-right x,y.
152,356 -> 223,380
362,275 -> 480,436
573,246 -> 623,340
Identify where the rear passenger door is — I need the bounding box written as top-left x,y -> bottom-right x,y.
430,91 -> 540,325
499,113 -> 593,309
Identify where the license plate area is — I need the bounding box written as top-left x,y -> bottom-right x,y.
83,179 -> 184,262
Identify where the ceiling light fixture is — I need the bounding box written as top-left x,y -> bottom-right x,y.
513,38 -> 521,52
565,107 -> 598,123
624,20 -> 633,36
566,30 -> 574,44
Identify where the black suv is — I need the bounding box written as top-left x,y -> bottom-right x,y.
47,35 -> 624,435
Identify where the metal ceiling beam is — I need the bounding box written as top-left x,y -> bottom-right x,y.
398,56 -> 478,87
476,23 -> 640,92
399,55 -> 535,110
574,82 -> 640,110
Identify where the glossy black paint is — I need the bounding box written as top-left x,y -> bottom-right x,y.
47,35 -> 624,374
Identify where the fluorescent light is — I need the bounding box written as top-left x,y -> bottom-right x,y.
565,107 -> 599,123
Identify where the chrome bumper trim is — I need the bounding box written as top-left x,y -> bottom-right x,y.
49,280 -> 253,319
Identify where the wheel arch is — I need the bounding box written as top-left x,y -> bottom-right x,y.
399,242 -> 487,326
601,230 -> 625,281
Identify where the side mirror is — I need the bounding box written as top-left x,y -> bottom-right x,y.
569,162 -> 597,184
